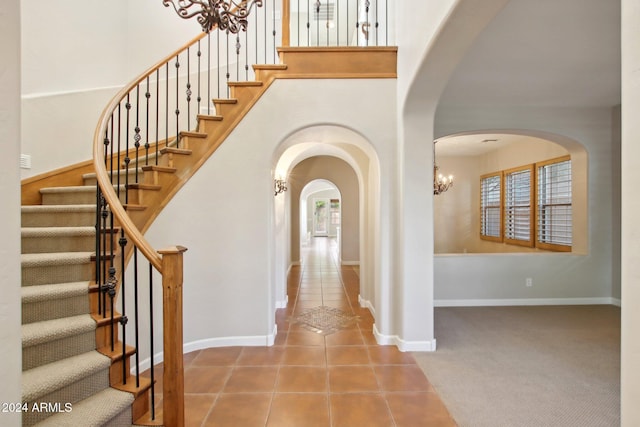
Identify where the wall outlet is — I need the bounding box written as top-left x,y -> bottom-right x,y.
525,277 -> 533,287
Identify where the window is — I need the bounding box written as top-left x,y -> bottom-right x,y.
504,165 -> 534,247
479,156 -> 572,252
480,172 -> 503,241
536,156 -> 572,252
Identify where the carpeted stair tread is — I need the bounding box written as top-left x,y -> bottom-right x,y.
22,226 -> 95,238
22,282 -> 90,324
40,185 -> 99,194
21,204 -> 96,213
22,252 -> 94,287
22,314 -> 95,348
33,387 -> 134,427
22,351 -> 111,402
22,251 -> 94,267
21,226 -> 96,254
21,204 -> 97,227
22,281 -> 89,304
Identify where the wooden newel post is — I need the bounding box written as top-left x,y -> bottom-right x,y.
158,245 -> 188,427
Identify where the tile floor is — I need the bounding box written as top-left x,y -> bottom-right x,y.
146,237 -> 456,426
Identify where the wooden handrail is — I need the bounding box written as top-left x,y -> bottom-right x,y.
92,31 -> 206,273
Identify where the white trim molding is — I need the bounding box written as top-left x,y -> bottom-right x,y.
372,324 -> 437,352
358,295 -> 375,316
340,260 -> 360,266
434,297 -> 620,307
275,295 -> 289,309
136,325 -> 278,373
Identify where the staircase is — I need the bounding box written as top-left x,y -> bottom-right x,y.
21,201 -> 135,425
20,43 -> 396,425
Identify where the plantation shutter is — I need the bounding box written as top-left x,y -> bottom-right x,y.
504,166 -> 534,246
480,173 -> 502,241
537,157 -> 572,251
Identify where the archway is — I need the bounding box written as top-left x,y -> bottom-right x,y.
433,130 -> 588,255
271,124 -> 382,330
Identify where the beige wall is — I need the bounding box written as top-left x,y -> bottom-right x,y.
621,0 -> 640,424
290,156 -> 360,264
0,0 -> 23,424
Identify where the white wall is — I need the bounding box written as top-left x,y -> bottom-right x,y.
0,1 -> 23,424
395,0 -> 511,350
621,0 -> 640,424
433,106 -> 615,304
20,0 -> 199,178
140,78 -> 396,353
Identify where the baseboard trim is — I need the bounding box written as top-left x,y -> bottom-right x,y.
341,260 -> 360,266
136,325 -> 278,373
434,297 -> 620,307
275,295 -> 289,309
372,324 -> 437,352
611,298 -> 621,307
358,295 -> 375,316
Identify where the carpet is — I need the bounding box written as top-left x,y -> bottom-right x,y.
412,305 -> 620,427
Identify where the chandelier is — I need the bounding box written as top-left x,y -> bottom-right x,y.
433,141 -> 453,195
163,0 -> 264,33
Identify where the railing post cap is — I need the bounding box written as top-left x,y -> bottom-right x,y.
158,245 -> 188,255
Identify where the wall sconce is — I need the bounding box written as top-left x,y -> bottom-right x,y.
274,178 -> 287,196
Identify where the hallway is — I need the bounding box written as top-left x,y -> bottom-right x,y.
153,237 -> 455,426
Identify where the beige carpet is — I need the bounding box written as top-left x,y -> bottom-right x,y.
412,305 -> 620,427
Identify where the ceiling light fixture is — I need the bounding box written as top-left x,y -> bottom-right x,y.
433,140 -> 453,195
163,0 -> 263,33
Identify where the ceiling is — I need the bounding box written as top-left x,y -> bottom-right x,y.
436,0 -> 621,156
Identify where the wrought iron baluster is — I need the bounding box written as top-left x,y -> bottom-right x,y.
124,96 -> 131,205
375,0 -> 378,46
175,54 -> 180,148
316,1 -> 320,46
197,41 -> 202,116
356,0 -> 359,46
226,30 -> 230,97
165,63 -> 169,149
135,85 -> 141,182
187,47 -> 192,130
365,0 -> 370,46
145,77 -> 150,166
245,30 -> 249,80
272,0 -> 276,62
119,230 -> 128,383
108,265 -> 116,352
155,69 -> 160,165
236,34 -> 241,81
149,262 -> 155,420
337,0 -> 340,46
134,247 -> 140,387
307,0 -> 310,46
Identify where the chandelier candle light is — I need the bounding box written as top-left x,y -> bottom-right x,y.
433,140 -> 453,195
163,0 -> 264,33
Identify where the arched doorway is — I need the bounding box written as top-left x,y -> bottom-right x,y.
270,125 -> 383,332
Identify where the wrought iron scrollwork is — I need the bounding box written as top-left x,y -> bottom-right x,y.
163,0 -> 264,33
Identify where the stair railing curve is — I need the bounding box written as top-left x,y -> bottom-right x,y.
92,31 -> 209,427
